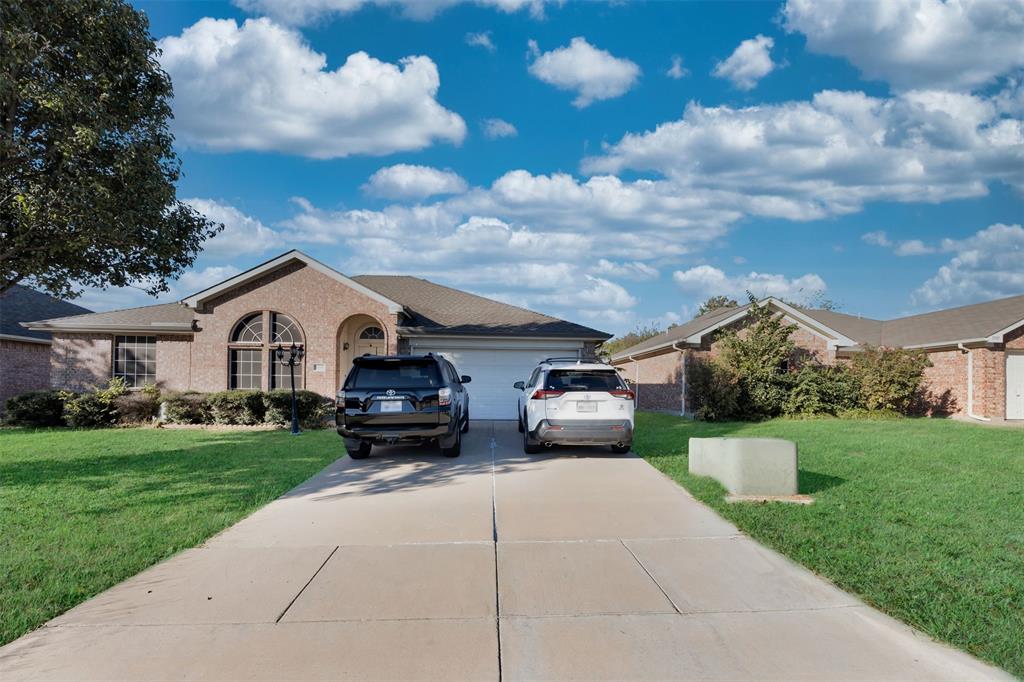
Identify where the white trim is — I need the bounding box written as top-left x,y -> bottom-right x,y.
21,325 -> 192,335
400,332 -> 602,342
903,337 -> 988,350
181,250 -> 404,313
959,343 -> 990,422
0,333 -> 52,345
410,337 -> 584,352
988,316 -> 1024,343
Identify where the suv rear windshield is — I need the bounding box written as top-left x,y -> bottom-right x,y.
347,359 -> 441,389
545,369 -> 624,392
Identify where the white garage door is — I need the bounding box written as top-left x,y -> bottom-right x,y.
409,339 -> 584,420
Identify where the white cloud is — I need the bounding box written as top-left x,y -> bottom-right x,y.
913,223 -> 1024,305
590,259 -> 659,281
666,55 -> 688,79
673,265 -> 827,302
712,34 -> 775,90
466,31 -> 496,52
234,0 -> 547,24
585,89 -> 1024,216
362,164 -> 468,199
482,118 -> 518,138
185,198 -> 283,258
783,0 -> 1024,92
862,230 -> 937,255
527,37 -> 641,108
159,18 -> 466,158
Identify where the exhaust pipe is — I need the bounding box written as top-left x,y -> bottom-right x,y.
544,442 -> 553,447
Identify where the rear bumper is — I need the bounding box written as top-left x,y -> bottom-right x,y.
337,421 -> 456,447
531,419 -> 633,446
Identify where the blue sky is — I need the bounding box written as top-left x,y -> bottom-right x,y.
94,0 -> 1023,334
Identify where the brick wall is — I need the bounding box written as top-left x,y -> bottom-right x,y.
156,335 -> 194,391
0,339 -> 52,406
190,262 -> 399,398
615,350 -> 683,413
50,333 -> 112,392
919,349 -> 966,416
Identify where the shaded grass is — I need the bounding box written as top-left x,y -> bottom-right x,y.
0,427 -> 341,645
633,413 -> 1024,677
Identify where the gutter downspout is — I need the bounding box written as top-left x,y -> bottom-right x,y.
959,343 -> 991,422
628,355 -> 639,408
672,342 -> 688,418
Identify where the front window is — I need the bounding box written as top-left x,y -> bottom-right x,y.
359,326 -> 385,340
230,348 -> 262,389
114,336 -> 156,388
228,311 -> 304,390
545,369 -> 625,392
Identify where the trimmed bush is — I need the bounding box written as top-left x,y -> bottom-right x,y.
162,392 -> 211,424
65,393 -> 119,427
4,390 -> 67,427
113,392 -> 160,424
206,391 -> 266,425
785,365 -> 860,416
687,358 -> 742,422
263,390 -> 328,429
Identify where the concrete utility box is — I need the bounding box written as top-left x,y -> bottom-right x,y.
688,437 -> 798,496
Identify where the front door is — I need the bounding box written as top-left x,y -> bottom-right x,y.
1007,353 -> 1024,420
355,325 -> 385,358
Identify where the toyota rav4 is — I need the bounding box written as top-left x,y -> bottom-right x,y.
336,354 -> 470,459
514,357 -> 634,454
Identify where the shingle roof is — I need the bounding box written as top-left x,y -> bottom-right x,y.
22,301 -> 194,334
612,294 -> 1024,360
0,285 -> 92,341
353,275 -> 611,339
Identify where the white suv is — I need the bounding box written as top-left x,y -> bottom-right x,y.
514,357 -> 634,454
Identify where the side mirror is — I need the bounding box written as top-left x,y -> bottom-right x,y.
460,375 -> 472,383
513,381 -> 525,390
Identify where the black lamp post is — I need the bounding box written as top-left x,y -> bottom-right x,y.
275,343 -> 305,435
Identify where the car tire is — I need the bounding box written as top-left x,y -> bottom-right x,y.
522,423 -> 541,454
461,410 -> 469,434
347,442 -> 372,459
442,428 -> 461,457
611,444 -> 631,454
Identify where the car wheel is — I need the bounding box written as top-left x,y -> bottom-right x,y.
611,444 -> 631,454
442,428 -> 462,457
347,441 -> 372,459
522,423 -> 541,454
461,410 -> 469,434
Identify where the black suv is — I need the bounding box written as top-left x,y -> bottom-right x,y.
336,354 -> 471,459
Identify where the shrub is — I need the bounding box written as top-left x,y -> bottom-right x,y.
63,378 -> 128,428
205,391 -> 265,425
113,392 -> 160,424
849,346 -> 930,414
687,358 -> 742,421
263,390 -> 328,429
4,390 -> 67,427
162,391 -> 211,424
785,365 -> 860,416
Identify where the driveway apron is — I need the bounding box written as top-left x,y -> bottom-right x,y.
0,421 -> 1010,680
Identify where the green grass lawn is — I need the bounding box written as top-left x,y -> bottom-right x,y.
0,427 -> 340,646
633,412 -> 1024,677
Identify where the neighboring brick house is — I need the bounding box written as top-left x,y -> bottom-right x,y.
0,285 -> 92,408
24,250 -> 609,420
611,295 -> 1024,422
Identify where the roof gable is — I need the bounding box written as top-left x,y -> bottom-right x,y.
181,250 -> 404,313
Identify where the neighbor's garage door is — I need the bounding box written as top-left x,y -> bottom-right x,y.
409,340 -> 584,420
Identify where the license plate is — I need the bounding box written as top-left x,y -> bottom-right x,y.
577,401 -> 598,413
380,400 -> 403,413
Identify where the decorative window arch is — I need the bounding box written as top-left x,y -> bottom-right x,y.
227,311 -> 305,390
359,325 -> 385,340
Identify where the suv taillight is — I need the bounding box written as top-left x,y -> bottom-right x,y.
438,387 -> 452,406
531,390 -> 565,400
609,389 -> 635,400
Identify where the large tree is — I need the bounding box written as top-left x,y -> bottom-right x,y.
696,295 -> 738,317
0,0 -> 220,299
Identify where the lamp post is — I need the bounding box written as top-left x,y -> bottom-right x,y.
275,343 -> 305,435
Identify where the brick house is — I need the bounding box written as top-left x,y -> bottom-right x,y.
610,296 -> 1024,422
0,285 -> 92,408
23,250 -> 610,420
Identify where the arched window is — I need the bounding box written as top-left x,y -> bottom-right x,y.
359,326 -> 384,340
227,311 -> 304,390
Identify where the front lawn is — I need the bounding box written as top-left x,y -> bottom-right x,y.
633,413 -> 1024,677
0,427 -> 340,646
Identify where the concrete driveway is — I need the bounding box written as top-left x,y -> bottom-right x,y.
0,421 -> 1009,680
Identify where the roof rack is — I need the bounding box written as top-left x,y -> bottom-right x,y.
541,356 -> 609,365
